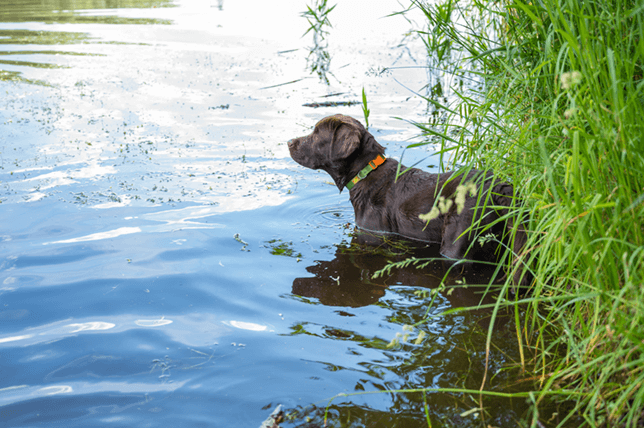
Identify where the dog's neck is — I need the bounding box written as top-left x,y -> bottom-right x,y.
345,154 -> 386,190
341,132 -> 386,191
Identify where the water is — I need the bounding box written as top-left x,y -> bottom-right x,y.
0,1 -> 556,426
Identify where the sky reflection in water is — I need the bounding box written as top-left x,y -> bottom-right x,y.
0,1 -> 548,427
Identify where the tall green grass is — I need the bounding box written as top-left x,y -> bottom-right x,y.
407,0 -> 644,425
302,0 -> 336,84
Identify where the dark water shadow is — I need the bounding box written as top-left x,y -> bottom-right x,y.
292,230 -> 501,309
281,397 -> 580,428
285,230 -> 581,427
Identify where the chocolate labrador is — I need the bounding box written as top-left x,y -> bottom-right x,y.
287,114 -> 530,286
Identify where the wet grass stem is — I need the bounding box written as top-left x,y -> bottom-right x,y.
378,0 -> 644,425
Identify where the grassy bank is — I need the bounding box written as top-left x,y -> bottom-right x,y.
408,0 -> 644,425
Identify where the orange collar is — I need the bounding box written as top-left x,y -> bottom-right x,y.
346,154 -> 386,190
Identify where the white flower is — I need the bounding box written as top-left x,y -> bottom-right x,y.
438,196 -> 453,214
455,182 -> 477,214
419,206 -> 440,222
564,108 -> 576,119
560,71 -> 582,90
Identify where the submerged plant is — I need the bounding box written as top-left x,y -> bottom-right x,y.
301,0 -> 336,84
391,0 -> 644,425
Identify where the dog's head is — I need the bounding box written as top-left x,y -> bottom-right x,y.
288,114 -> 384,191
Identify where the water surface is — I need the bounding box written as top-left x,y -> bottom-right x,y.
1,1 -> 559,426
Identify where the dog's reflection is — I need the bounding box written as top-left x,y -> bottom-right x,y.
292,231 -> 502,308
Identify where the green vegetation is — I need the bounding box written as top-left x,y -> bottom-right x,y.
264,239 -> 303,259
302,0 -> 336,84
401,0 -> 644,425
0,0 -> 175,24
361,87 -> 371,129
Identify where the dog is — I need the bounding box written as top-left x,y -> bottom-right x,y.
287,114 -> 531,287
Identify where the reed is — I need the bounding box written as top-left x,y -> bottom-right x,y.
404,0 -> 644,425
302,0 -> 336,84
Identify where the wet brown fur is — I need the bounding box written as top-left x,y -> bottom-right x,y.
288,114 -> 531,287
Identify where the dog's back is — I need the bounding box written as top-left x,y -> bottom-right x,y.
288,115 -> 532,288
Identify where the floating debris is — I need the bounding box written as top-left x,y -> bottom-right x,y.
259,404 -> 284,428
234,233 -> 250,251
302,100 -> 359,108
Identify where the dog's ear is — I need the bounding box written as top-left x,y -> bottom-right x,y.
313,115 -> 367,191
331,121 -> 362,191
331,121 -> 361,161
315,115 -> 362,160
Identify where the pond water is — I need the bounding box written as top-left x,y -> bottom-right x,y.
0,1 -> 561,427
